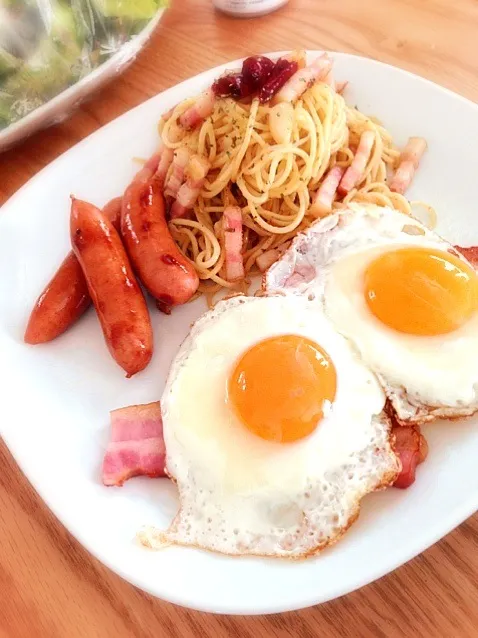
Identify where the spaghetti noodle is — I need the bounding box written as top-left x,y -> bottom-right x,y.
159,71 -> 428,301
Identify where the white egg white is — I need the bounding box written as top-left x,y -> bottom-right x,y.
158,294 -> 398,558
265,204 -> 478,424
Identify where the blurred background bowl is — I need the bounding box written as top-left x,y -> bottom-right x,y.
0,5 -> 166,153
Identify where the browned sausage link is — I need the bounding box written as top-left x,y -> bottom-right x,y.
122,177 -> 199,309
24,253 -> 90,344
24,197 -> 123,345
70,198 -> 153,377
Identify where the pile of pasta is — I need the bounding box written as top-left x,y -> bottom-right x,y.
159,67 -> 429,302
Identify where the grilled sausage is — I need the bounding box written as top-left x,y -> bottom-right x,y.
70,198 -> 153,377
24,197 -> 123,345
121,176 -> 199,310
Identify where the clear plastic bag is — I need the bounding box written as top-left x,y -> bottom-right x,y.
0,0 -> 168,151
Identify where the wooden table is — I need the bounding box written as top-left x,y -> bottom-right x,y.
1,0 -> 478,635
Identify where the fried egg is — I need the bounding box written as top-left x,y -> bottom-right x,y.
157,295 -> 398,558
265,204 -> 478,425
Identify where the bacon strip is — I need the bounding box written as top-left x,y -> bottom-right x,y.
455,245 -> 478,269
179,89 -> 215,130
309,166 -> 345,217
392,425 -> 428,489
273,53 -> 332,103
155,147 -> 175,189
223,206 -> 244,282
164,148 -> 191,199
338,130 -> 375,195
102,401 -> 166,487
390,137 -> 427,195
170,155 -> 210,219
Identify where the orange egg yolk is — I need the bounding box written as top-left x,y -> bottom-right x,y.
228,335 -> 337,443
364,246 -> 478,336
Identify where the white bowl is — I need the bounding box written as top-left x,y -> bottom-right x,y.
0,9 -> 166,152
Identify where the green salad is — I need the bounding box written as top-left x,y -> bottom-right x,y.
0,0 -> 168,129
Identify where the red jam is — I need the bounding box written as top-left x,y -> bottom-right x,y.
212,56 -> 298,103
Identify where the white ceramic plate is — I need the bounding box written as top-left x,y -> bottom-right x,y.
1,52 -> 478,616
0,10 -> 165,152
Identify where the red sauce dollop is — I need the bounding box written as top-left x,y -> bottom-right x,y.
212,56 -> 298,103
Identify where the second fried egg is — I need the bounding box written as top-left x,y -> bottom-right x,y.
265,204 -> 478,424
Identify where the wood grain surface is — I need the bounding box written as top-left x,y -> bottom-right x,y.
1,0 -> 478,636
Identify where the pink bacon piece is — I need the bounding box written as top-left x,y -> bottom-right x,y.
454,245 -> 478,269
170,155 -> 210,219
390,137 -> 427,195
223,206 -> 244,282
309,166 -> 345,217
338,130 -> 375,195
179,89 -> 215,130
392,425 -> 428,489
156,147 -> 174,189
102,401 -> 166,487
273,53 -> 332,104
164,147 -> 191,199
